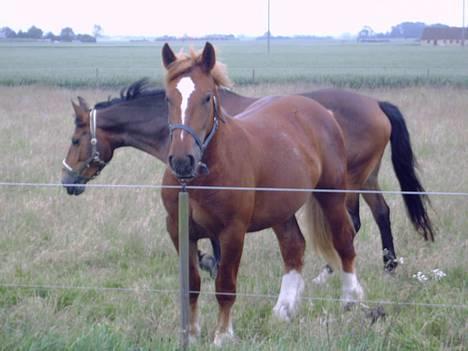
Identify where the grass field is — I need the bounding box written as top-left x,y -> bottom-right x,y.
1,40 -> 468,88
0,81 -> 467,350
0,35 -> 467,350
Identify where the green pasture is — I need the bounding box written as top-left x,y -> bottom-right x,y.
0,84 -> 466,350
1,40 -> 468,87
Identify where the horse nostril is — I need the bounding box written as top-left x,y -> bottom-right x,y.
187,155 -> 195,168
168,155 -> 175,169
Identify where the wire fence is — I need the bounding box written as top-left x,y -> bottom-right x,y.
0,283 -> 466,310
0,180 -> 467,313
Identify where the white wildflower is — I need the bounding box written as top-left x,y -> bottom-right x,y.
412,271 -> 429,282
431,268 -> 447,280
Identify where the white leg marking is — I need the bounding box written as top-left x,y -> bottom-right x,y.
341,272 -> 364,306
175,76 -> 195,141
213,319 -> 234,346
312,266 -> 334,285
273,270 -> 304,322
188,308 -> 201,343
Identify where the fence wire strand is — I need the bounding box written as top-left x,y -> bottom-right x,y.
0,283 -> 466,310
1,181 -> 468,197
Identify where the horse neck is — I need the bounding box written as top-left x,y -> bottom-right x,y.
96,96 -> 169,162
218,89 -> 258,115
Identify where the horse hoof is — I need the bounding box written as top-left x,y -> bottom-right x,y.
341,273 -> 364,308
213,329 -> 235,347
199,253 -> 218,279
188,324 -> 201,344
273,303 -> 293,322
312,266 -> 334,285
384,260 -> 398,273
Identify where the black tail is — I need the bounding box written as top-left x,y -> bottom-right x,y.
379,101 -> 435,241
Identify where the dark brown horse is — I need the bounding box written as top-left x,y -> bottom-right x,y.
61,75 -> 434,279
161,42 -> 364,345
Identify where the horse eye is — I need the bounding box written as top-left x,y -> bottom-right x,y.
71,138 -> 80,146
204,95 -> 211,104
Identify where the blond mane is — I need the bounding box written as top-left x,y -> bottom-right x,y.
164,47 -> 233,88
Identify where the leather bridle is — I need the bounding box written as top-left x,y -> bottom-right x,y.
62,109 -> 107,182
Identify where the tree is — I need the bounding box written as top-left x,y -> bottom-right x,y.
27,25 -> 43,39
92,24 -> 103,38
390,22 -> 426,39
60,27 -> 75,42
0,27 -> 16,38
44,32 -> 59,41
77,34 -> 96,43
358,26 -> 374,40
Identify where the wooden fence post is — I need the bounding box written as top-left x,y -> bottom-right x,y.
178,189 -> 190,349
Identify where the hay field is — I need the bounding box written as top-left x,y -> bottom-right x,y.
0,82 -> 466,350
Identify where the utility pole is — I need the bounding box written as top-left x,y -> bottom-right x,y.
463,0 -> 466,46
267,0 -> 271,54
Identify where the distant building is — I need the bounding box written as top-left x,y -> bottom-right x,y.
420,27 -> 465,46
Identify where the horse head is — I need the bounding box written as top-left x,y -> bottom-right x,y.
61,97 -> 113,195
162,42 -> 228,182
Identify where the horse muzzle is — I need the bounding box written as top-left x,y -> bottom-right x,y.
168,155 -> 209,182
62,174 -> 87,196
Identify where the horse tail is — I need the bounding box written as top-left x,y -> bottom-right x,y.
300,196 -> 341,270
378,101 -> 435,241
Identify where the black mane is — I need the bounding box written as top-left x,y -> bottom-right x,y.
94,78 -> 165,109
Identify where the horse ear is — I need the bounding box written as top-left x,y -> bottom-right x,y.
77,96 -> 90,111
201,42 -> 216,73
71,98 -> 89,123
162,43 -> 177,69
71,99 -> 82,117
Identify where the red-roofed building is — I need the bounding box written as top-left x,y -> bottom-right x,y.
421,27 -> 465,46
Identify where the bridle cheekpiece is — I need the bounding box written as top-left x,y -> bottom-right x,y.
62,108 -> 107,181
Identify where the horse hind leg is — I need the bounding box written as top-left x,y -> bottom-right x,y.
198,238 -> 220,278
271,216 -> 306,322
362,172 -> 398,272
303,194 -> 364,306
312,193 -> 361,285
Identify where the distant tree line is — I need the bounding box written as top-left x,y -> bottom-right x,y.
358,22 -> 452,41
0,25 -> 97,42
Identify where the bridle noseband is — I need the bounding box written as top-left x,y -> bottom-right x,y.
62,108 -> 107,182
168,95 -> 220,158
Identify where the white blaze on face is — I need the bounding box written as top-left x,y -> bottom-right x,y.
176,76 -> 195,125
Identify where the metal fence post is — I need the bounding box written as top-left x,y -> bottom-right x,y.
178,189 -> 190,349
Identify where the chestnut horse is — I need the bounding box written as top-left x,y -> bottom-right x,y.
61,79 -> 434,280
160,42 -> 364,345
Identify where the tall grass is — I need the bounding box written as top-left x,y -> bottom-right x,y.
0,84 -> 467,350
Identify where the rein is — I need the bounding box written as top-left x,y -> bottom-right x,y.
168,95 -> 220,158
62,109 -> 107,181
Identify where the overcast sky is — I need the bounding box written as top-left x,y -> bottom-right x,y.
1,0 -> 465,37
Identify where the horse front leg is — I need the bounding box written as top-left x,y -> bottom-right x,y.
213,224 -> 245,346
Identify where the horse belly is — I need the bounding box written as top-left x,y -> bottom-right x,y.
247,191 -> 309,232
